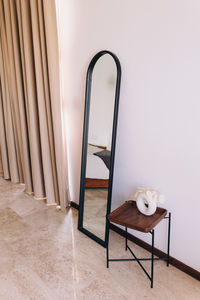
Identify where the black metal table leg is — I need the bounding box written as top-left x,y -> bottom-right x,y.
107,211 -> 171,288
107,218 -> 110,268
151,229 -> 154,288
167,212 -> 171,266
125,227 -> 128,251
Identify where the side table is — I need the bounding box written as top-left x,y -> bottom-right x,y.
107,200 -> 171,288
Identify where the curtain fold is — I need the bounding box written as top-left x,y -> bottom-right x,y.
0,149 -> 3,177
0,80 -> 9,178
0,0 -> 68,210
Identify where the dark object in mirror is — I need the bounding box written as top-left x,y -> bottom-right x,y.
94,150 -> 111,170
78,50 -> 121,247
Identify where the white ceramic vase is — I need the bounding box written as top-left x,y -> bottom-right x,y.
136,190 -> 157,216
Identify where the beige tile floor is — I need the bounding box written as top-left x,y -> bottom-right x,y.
0,177 -> 200,300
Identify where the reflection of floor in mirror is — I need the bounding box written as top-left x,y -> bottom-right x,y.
83,189 -> 108,240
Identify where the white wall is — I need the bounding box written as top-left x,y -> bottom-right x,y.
56,0 -> 200,271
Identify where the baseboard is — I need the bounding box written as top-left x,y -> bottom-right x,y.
70,201 -> 79,210
70,202 -> 200,281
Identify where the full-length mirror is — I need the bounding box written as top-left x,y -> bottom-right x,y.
78,50 -> 121,247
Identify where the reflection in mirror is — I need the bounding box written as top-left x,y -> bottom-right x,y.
78,50 -> 121,247
83,55 -> 117,240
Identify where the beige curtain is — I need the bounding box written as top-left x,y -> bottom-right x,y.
0,0 -> 68,211
0,149 -> 3,177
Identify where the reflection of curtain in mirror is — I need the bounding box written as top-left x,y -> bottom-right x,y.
0,0 -> 69,211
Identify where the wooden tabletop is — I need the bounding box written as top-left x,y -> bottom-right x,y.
108,200 -> 167,233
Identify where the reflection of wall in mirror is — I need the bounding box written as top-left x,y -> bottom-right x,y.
88,54 -> 117,150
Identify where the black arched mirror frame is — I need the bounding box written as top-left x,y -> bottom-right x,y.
78,50 -> 121,247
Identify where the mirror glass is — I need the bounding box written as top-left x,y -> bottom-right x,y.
78,50 -> 121,247
83,54 -> 117,240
